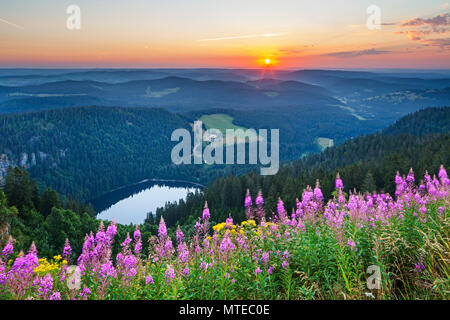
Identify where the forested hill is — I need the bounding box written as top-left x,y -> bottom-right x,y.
299,107 -> 450,171
382,107 -> 450,136
152,107 -> 450,228
0,107 -> 196,200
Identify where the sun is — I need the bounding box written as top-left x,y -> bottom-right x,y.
265,58 -> 271,65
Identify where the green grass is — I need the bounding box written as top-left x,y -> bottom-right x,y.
199,114 -> 259,142
199,114 -> 249,134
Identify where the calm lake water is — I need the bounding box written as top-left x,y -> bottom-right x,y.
90,179 -> 202,225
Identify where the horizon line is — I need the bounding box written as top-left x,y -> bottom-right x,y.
1,67 -> 450,71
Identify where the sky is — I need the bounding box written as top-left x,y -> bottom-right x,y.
0,0 -> 449,69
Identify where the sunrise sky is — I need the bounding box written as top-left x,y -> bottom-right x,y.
1,0 -> 449,69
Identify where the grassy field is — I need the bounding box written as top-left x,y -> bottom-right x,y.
199,113 -> 258,141
199,114 -> 247,132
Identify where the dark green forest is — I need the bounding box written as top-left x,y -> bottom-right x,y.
0,106 -> 205,201
0,107 -> 448,261
0,104 -> 384,202
153,107 -> 450,229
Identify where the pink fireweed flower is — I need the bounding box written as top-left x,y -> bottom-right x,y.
245,189 -> 254,219
164,238 -> 174,256
255,267 -> 262,275
158,217 -> 167,239
28,241 -> 38,256
121,234 -> 132,248
424,171 -> 432,183
395,171 -> 403,185
439,165 -> 450,186
244,189 -> 252,207
133,225 -> 141,241
2,236 -> 13,258
419,206 -> 427,215
176,226 -> 185,244
134,240 -> 142,256
256,191 -> 264,206
406,168 -> 415,184
255,190 -> 265,223
182,267 -> 190,277
106,222 -> 117,238
219,235 -> 236,254
261,252 -> 270,264
347,239 -> 357,252
100,260 -> 117,278
335,173 -> 344,190
225,215 -> 234,226
62,238 -> 72,261
267,266 -> 274,275
282,250 -> 291,261
178,244 -> 189,263
202,201 -> 210,221
146,275 -> 154,285
282,261 -> 289,269
49,292 -> 61,300
165,266 -> 176,283
276,198 -> 287,221
33,274 -> 53,298
80,287 -> 91,298
133,226 -> 142,255
314,180 -> 324,202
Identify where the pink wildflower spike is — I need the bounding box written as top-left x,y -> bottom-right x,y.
146,275 -> 154,285
134,225 -> 141,241
133,226 -> 142,256
255,190 -> 265,223
62,238 -> 72,260
276,197 -> 286,221
158,217 -> 167,239
202,201 -> 210,221
244,189 -> 253,219
314,179 -> 324,202
406,168 -> 415,184
256,190 -> 264,206
438,165 -> 450,186
176,226 -> 185,244
165,266 -> 176,283
2,236 -> 14,258
244,189 -> 252,207
106,221 -> 117,239
395,171 -> 403,185
335,173 -> 344,190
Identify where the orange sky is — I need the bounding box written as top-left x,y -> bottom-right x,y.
1,0 -> 449,69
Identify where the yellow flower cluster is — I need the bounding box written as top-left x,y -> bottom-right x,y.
212,222 -> 236,232
33,257 -> 66,275
263,222 -> 277,229
241,220 -> 257,227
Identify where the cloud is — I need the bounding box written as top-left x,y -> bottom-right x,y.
396,13 -> 450,47
400,13 -> 450,28
395,30 -> 433,40
0,17 -> 24,29
420,37 -> 450,48
325,48 -> 390,58
197,33 -> 285,42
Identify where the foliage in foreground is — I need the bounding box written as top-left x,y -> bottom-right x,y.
0,166 -> 449,300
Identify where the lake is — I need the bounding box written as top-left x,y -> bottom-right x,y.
90,179 -> 203,225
